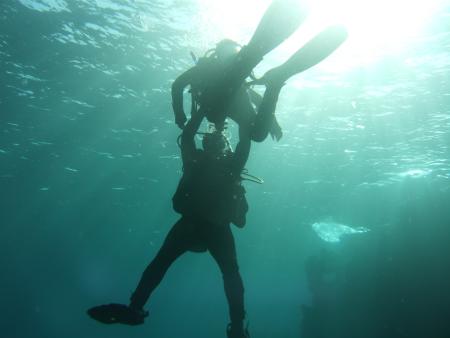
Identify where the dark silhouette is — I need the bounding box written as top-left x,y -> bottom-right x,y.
172,0 -> 310,132
171,38 -> 284,143
130,111 -> 252,338
89,110 -> 253,338
172,24 -> 348,176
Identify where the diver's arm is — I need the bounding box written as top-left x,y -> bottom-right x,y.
231,126 -> 251,176
171,67 -> 197,129
180,111 -> 204,165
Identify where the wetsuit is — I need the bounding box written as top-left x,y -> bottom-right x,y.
129,113 -> 249,327
171,53 -> 283,143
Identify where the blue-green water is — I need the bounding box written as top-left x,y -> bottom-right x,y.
1,1 -> 450,338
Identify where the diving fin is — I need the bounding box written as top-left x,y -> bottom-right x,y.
87,303 -> 148,325
259,25 -> 349,85
247,0 -> 310,57
202,0 -> 310,124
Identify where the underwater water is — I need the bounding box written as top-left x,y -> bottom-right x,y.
1,0 -> 450,337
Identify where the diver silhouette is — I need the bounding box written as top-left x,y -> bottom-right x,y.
172,15 -> 348,147
89,111 -> 252,338
172,38 -> 284,143
172,20 -> 347,173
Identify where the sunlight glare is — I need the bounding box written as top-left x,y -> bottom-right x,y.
196,0 -> 443,72
300,0 -> 443,69
195,0 -> 269,48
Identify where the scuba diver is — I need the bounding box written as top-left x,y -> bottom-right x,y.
88,110 -> 253,338
171,1 -> 348,143
172,39 -> 285,143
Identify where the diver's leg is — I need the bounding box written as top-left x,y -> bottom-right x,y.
203,48 -> 263,125
207,225 -> 246,333
228,86 -> 258,125
246,26 -> 348,142
129,217 -> 191,310
251,83 -> 283,142
227,88 -> 257,162
233,86 -> 282,142
204,0 -> 308,125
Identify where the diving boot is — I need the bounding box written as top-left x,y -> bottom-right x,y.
87,303 -> 149,325
227,323 -> 250,338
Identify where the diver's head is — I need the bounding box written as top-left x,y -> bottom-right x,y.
215,39 -> 240,62
202,131 -> 232,157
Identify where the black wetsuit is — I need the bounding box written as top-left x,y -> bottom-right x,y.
129,114 -> 248,326
129,216 -> 245,324
171,54 -> 283,144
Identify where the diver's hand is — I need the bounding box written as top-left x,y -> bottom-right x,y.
175,113 -> 187,129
